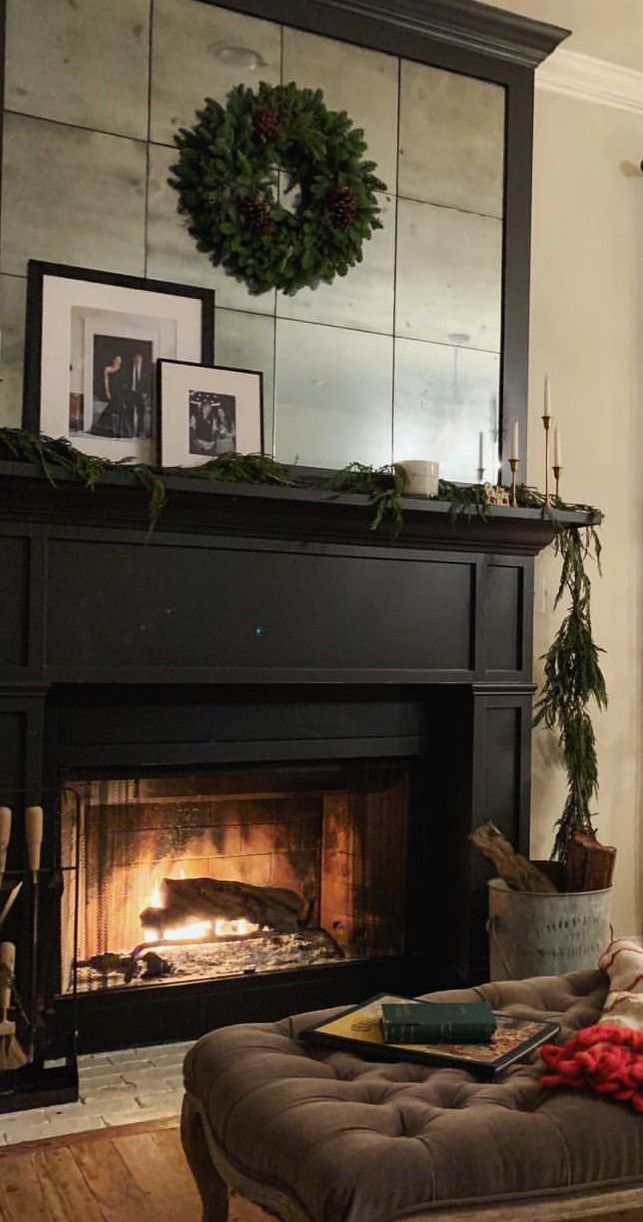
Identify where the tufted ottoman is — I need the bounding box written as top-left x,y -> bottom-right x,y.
181,971 -> 643,1221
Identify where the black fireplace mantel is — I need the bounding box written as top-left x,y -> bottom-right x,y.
0,457 -> 575,550
0,463 -> 594,1049
0,459 -> 580,695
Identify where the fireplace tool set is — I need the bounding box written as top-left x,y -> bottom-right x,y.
0,793 -> 79,1112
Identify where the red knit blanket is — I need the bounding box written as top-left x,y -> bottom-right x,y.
541,1023 -> 643,1112
539,940 -> 643,1112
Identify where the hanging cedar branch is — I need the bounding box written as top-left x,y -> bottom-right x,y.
533,521 -> 607,863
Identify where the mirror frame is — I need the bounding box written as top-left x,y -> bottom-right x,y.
192,0 -> 569,479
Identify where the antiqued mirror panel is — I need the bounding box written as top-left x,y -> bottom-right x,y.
1,0 -> 505,481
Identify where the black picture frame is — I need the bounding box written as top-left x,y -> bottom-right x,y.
23,260 -> 215,459
158,358 -> 264,467
300,993 -> 561,1081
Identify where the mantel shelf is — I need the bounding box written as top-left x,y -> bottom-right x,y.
0,459 -> 597,556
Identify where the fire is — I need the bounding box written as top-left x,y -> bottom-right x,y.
159,919 -> 212,942
142,880 -> 259,944
150,884 -> 163,909
214,917 -> 259,938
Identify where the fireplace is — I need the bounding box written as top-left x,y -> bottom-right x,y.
46,685 -> 441,1050
0,468 -> 556,1066
60,762 -> 409,996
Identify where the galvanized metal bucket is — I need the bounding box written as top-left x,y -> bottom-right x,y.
487,877 -> 613,980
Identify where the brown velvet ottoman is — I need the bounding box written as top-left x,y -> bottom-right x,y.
181,971 -> 643,1221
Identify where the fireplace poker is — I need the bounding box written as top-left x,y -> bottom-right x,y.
25,805 -> 43,1057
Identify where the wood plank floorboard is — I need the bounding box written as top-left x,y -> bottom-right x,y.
0,1119 -> 641,1222
0,1119 -> 268,1222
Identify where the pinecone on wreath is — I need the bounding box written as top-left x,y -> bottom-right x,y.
252,106 -> 283,146
326,185 -> 358,229
238,195 -> 275,236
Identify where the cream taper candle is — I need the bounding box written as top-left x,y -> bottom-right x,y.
511,420 -> 519,461
544,373 -> 551,419
553,426 -> 562,467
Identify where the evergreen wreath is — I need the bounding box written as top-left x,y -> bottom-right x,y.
169,81 -> 387,296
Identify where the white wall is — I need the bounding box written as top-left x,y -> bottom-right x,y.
528,84 -> 643,933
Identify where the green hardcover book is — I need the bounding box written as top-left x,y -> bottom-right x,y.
381,1001 -> 497,1045
301,994 -> 560,1080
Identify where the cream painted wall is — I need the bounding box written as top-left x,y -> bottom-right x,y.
528,85 -> 643,933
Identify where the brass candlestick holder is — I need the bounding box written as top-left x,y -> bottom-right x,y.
509,457 -> 519,507
542,414 -> 552,506
553,464 -> 562,501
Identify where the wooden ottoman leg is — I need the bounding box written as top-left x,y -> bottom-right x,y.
181,1094 -> 229,1222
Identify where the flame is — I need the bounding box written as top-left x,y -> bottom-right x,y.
150,884 -> 163,909
162,919 -> 212,942
142,879 -> 259,944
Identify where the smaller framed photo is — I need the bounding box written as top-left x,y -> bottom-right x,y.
158,360 -> 264,468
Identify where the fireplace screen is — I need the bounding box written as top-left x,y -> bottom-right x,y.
60,762 -> 409,993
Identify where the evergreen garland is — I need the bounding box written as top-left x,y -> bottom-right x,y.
0,430 -> 292,530
436,479 -> 491,520
169,82 -> 386,296
325,463 -> 407,533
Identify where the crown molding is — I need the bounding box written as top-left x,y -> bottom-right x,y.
536,48 -> 643,115
201,0 -> 570,69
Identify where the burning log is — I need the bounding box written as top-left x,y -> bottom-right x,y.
139,878 -> 306,934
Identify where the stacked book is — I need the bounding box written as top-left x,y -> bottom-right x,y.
301,992 -> 560,1079
381,1001 -> 497,1045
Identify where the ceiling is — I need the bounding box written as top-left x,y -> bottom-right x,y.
483,0 -> 643,72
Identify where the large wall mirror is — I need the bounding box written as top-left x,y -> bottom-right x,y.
0,0 -> 512,481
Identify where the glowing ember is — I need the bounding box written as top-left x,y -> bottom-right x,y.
161,919 -> 212,942
214,917 -> 259,938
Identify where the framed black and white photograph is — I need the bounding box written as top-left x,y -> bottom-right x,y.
158,360 -> 264,468
23,261 -> 215,464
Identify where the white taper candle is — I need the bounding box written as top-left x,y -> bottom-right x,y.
553,426 -> 562,467
478,430 -> 484,472
511,420 -> 519,461
544,373 -> 551,418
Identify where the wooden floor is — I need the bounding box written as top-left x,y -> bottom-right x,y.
1,1118 -> 642,1222
0,1119 -> 267,1222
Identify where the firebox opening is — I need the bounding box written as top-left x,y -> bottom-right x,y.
60,761 -> 410,993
